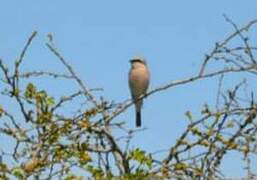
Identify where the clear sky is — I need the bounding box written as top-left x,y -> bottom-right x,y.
1,0 -> 257,177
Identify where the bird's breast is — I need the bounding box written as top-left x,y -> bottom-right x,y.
129,67 -> 150,96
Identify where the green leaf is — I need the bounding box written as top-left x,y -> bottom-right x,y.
13,88 -> 20,97
46,97 -> 55,106
0,106 -> 4,117
226,121 -> 234,128
64,174 -> 83,180
37,90 -> 47,100
85,165 -> 104,178
174,162 -> 188,171
185,111 -> 193,121
24,83 -> 37,99
12,167 -> 25,179
129,148 -> 153,168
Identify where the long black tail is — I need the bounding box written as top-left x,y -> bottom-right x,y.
136,111 -> 141,127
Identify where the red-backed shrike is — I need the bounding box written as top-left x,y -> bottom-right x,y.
129,57 -> 150,127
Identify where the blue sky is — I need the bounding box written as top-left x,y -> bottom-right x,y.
1,0 -> 257,177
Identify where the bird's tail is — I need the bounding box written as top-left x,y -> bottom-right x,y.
136,111 -> 141,127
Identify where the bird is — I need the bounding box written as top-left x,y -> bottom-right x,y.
129,57 -> 150,127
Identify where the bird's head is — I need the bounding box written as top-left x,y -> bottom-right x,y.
130,57 -> 147,66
